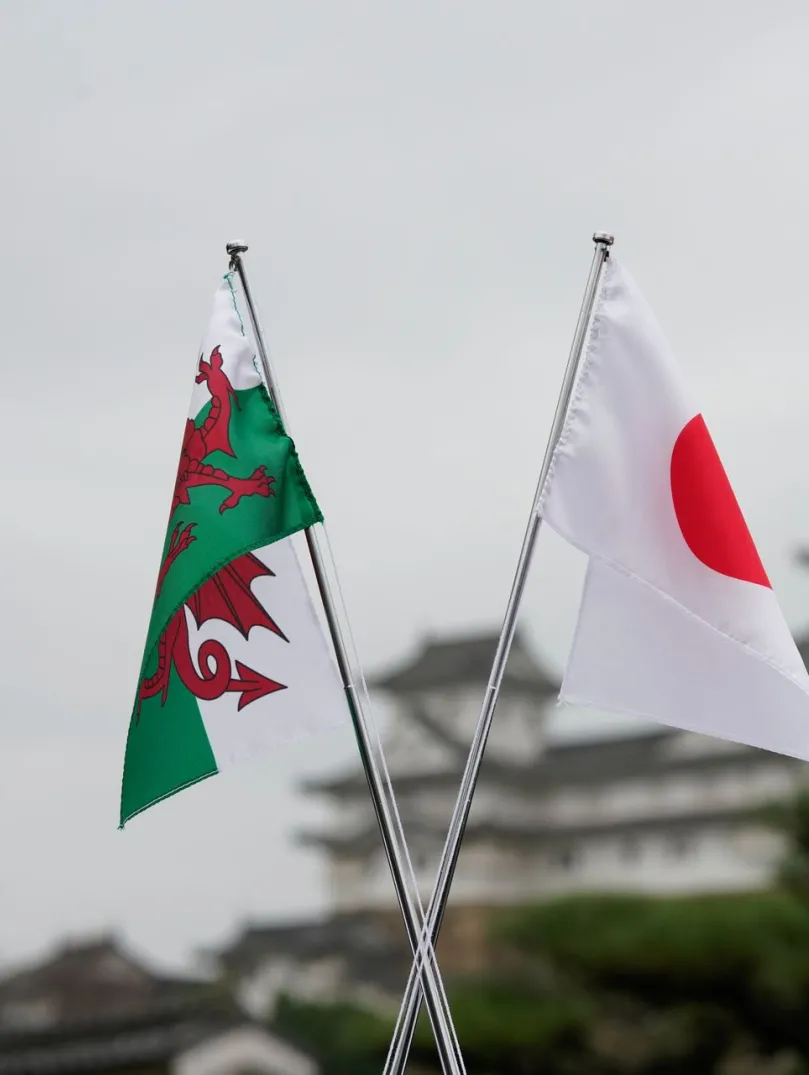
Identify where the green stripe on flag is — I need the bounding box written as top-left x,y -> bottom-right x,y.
121,666 -> 217,825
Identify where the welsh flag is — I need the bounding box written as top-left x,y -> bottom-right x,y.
121,278 -> 345,825
540,255 -> 809,760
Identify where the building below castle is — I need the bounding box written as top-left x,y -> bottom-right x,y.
213,627 -> 809,1016
0,937 -> 316,1075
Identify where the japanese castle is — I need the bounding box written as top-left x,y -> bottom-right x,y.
213,617 -> 809,1013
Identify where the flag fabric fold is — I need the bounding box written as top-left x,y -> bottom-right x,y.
539,255 -> 809,761
121,277 -> 345,826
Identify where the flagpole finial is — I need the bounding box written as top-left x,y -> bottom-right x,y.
226,242 -> 249,269
593,232 -> 614,247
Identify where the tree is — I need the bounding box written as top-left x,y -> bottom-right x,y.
761,785 -> 809,901
493,891 -> 809,1070
272,993 -> 384,1075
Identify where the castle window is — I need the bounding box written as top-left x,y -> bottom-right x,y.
620,836 -> 641,863
667,832 -> 695,859
553,846 -> 578,871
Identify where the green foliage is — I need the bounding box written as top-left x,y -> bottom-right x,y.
271,993 -> 387,1075
407,978 -> 592,1073
498,891 -> 809,1011
493,891 -> 809,1067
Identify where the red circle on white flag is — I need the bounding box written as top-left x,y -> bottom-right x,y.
670,414 -> 770,588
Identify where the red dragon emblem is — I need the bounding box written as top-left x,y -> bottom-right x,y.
138,346 -> 285,718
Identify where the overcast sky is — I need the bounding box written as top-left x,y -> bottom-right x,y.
3,0 -> 809,974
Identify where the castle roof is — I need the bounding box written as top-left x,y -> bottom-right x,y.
298,801 -> 765,857
303,723 -> 790,800
369,628 -> 558,696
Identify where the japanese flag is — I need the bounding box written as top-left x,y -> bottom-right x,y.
539,255 -> 809,760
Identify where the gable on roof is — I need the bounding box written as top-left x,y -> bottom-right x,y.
0,938 -> 205,1031
369,628 -> 558,696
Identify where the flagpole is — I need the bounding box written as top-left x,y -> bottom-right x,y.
225,243 -> 465,1075
382,232 -> 615,1075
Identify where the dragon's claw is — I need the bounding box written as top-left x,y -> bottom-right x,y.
218,472 -> 276,514
169,522 -> 196,556
155,522 -> 197,596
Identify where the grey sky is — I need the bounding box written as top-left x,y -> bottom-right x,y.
2,0 -> 809,973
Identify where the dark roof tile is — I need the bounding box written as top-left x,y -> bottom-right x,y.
212,913 -> 395,973
370,629 -> 557,695
0,1000 -> 244,1075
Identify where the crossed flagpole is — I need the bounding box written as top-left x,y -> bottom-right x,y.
228,234 -> 614,1074
381,232 -> 613,1075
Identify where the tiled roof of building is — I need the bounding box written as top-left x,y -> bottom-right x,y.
210,912 -> 399,975
0,999 -> 242,1075
209,913 -> 410,998
0,937 -> 207,1030
370,628 -> 558,695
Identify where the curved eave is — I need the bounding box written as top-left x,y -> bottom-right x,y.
449,805 -> 766,847
297,803 -> 771,856
301,730 -> 801,799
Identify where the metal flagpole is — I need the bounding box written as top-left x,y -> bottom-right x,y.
225,243 -> 465,1075
383,232 -> 615,1075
